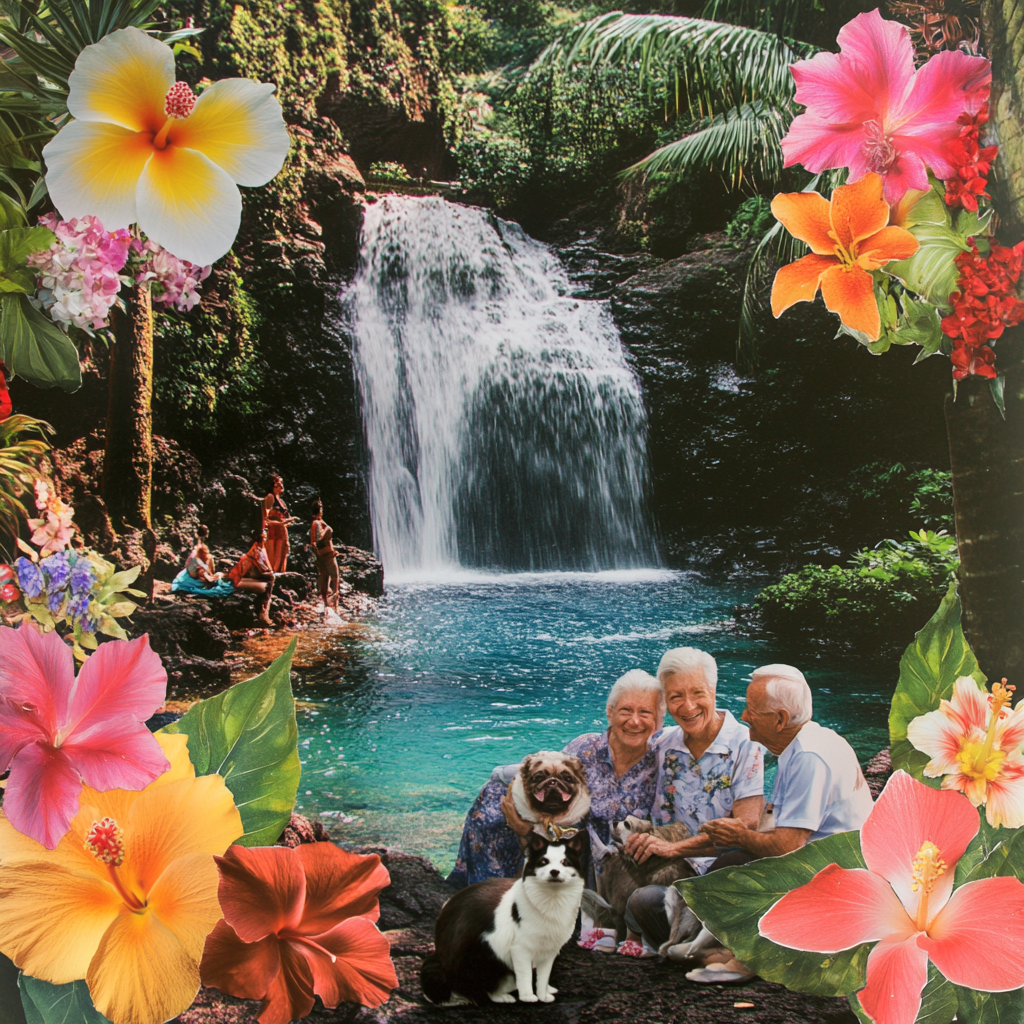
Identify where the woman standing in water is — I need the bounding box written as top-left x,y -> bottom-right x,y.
309,498 -> 340,619
262,473 -> 297,573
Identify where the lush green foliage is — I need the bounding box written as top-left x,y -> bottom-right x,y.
457,62 -> 668,213
846,461 -> 955,533
888,581 -> 985,787
159,639 -> 301,846
753,529 -> 960,655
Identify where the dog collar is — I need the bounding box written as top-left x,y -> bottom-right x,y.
543,822 -> 580,841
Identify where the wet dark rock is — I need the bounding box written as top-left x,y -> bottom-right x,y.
277,812 -> 333,847
863,748 -> 894,800
337,545 -> 385,597
599,231 -> 952,574
146,710 -> 184,731
132,602 -> 233,661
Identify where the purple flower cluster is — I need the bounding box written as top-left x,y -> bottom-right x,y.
14,558 -> 44,599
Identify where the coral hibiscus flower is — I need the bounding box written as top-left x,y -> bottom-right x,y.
760,771 -> 1024,1024
770,172 -> 919,339
201,843 -> 398,1024
0,732 -> 243,1024
907,677 -> 1024,827
42,26 -> 290,266
781,9 -> 990,203
0,623 -> 170,848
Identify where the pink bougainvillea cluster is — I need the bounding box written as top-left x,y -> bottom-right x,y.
26,478 -> 75,556
28,215 -> 213,331
941,241 -> 1024,379
133,238 -> 212,311
28,214 -> 130,331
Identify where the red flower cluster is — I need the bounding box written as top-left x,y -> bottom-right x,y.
0,564 -> 18,604
0,360 -> 11,421
943,106 -> 998,212
941,241 -> 1024,380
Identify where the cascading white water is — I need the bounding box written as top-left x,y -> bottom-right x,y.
346,195 -> 657,578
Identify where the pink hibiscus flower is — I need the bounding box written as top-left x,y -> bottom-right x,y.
0,623 -> 170,848
760,771 -> 1024,1024
781,9 -> 991,203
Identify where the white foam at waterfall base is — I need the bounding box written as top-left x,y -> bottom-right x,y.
345,195 -> 658,576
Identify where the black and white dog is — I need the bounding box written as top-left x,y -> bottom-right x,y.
421,832 -> 586,1005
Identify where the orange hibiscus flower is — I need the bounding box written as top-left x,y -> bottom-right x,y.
770,172 -> 920,340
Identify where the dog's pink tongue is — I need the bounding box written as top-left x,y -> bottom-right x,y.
561,791 -> 570,802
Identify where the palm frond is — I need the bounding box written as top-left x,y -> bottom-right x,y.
0,413 -> 51,557
624,100 -> 790,187
532,13 -> 817,118
736,169 -> 847,368
699,0 -> 824,39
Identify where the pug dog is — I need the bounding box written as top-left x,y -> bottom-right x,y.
509,751 -> 591,836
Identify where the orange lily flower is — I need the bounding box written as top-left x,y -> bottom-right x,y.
0,733 -> 243,1024
770,172 -> 920,340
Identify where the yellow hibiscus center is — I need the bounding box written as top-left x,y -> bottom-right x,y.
910,840 -> 947,932
957,679 -> 1017,786
85,817 -> 146,913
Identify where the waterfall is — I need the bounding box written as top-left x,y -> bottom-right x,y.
346,195 -> 657,578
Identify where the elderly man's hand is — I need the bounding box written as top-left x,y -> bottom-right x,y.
501,784 -> 534,837
699,817 -> 751,847
623,831 -> 679,865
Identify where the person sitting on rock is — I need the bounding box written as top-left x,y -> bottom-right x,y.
171,525 -> 235,598
228,525 -> 276,627
308,498 -> 340,620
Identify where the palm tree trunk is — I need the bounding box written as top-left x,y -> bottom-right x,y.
943,1 -> 1024,679
103,282 -> 154,531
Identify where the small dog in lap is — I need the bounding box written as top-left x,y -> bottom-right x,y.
509,751 -> 591,835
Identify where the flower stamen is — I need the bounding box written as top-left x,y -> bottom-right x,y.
153,82 -> 196,149
864,118 -> 899,174
911,840 -> 946,931
85,817 -> 145,912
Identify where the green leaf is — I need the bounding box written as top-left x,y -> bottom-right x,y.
0,225 -> 53,293
0,294 -> 81,391
954,987 -> 1024,1024
19,976 -> 112,1024
990,374 -> 1006,419
159,640 -> 300,846
889,580 -> 986,782
0,191 -> 27,230
961,824 -> 1024,882
678,830 -> 870,996
899,294 -> 943,357
888,191 -> 993,310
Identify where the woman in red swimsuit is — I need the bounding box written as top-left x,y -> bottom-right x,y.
262,474 -> 297,573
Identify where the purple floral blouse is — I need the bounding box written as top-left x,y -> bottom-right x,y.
447,730 -> 660,889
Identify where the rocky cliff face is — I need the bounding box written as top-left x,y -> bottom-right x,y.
554,218 -> 952,574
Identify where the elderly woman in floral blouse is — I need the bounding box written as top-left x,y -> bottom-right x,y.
448,669 -> 664,894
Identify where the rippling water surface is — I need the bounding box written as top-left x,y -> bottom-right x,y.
292,571 -> 893,871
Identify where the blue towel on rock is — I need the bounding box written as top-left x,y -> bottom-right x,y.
171,568 -> 235,599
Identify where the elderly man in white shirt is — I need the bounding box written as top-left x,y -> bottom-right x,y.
701,663 -> 874,858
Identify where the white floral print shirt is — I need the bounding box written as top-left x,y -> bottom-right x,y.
653,710 -> 765,874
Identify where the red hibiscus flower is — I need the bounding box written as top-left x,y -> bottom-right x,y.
0,361 -> 11,421
760,771 -> 1024,1024
201,843 -> 398,1024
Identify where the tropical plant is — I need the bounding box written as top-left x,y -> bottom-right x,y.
0,412 -> 49,556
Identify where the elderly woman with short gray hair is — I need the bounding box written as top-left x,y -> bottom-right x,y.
447,669 -> 666,890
